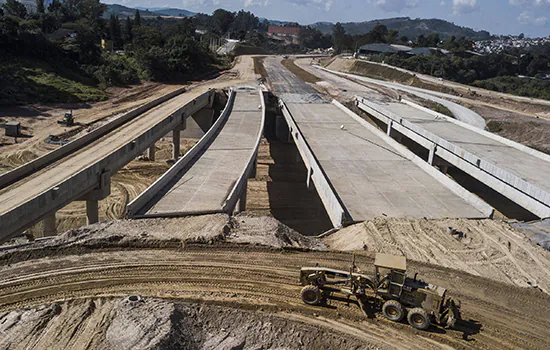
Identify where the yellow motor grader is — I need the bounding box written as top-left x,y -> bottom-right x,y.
299,253 -> 461,330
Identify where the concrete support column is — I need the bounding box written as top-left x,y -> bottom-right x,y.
238,181 -> 248,212
306,166 -> 313,189
428,144 -> 437,165
386,120 -> 393,136
86,200 -> 99,225
249,158 -> 257,179
42,213 -> 57,237
147,144 -> 156,161
173,126 -> 181,161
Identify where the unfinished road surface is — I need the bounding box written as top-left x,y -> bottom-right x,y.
295,59 -> 550,218
1,239 -> 549,350
131,87 -> 264,217
263,57 -> 488,223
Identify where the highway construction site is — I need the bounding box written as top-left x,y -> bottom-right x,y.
1,55 -> 550,349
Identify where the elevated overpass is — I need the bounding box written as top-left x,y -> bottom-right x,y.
0,87 -> 216,242
127,86 -> 265,218
264,57 -> 492,228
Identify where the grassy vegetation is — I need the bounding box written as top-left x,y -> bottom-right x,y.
253,56 -> 268,80
471,76 -> 550,101
0,57 -> 107,105
281,59 -> 321,84
233,43 -> 268,56
349,60 -> 414,83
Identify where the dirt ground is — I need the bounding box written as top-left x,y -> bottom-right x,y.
1,216 -> 549,349
324,217 -> 550,294
468,104 -> 550,154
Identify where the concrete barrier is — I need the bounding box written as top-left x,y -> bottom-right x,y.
357,96 -> 550,218
333,100 -> 494,218
0,91 -> 213,241
280,101 -> 348,228
0,85 -> 205,189
126,89 -> 236,217
222,89 -> 266,213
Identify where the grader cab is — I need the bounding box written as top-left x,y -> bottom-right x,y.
299,253 -> 461,330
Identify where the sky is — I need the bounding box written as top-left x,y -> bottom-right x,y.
107,0 -> 550,37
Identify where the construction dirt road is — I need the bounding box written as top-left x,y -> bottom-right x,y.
1,214 -> 550,349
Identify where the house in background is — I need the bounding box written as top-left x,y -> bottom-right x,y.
267,26 -> 301,45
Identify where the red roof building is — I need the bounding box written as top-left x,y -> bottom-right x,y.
268,26 -> 301,37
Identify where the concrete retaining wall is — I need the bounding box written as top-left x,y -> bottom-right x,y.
127,89 -> 236,217
357,96 -> 550,218
280,101 -> 347,228
0,91 -> 213,241
0,86 -> 198,189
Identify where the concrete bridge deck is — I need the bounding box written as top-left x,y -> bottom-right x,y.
357,97 -> 550,218
128,87 -> 265,217
264,57 -> 491,227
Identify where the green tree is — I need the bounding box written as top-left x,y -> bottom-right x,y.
123,16 -> 133,43
2,0 -> 27,19
134,10 -> 141,26
332,22 -> 346,54
212,9 -> 234,34
36,0 -> 45,14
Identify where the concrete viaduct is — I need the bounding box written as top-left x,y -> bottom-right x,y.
0,87 -> 217,242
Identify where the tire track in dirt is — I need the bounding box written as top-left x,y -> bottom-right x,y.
1,246 -> 549,349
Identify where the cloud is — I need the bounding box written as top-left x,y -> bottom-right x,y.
244,0 -> 270,7
510,0 -> 550,25
283,0 -> 334,12
370,0 -> 419,13
518,11 -> 548,25
452,0 -> 479,14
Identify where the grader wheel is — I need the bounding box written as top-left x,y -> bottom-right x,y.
300,285 -> 321,305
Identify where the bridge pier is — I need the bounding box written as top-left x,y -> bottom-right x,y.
86,200 -> 99,225
42,213 -> 57,237
147,144 -> 156,161
428,144 -> 437,165
79,170 -> 111,226
238,182 -> 248,212
173,125 -> 181,160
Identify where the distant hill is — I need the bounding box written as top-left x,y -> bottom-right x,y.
135,7 -> 195,17
312,17 -> 491,40
103,4 -> 194,19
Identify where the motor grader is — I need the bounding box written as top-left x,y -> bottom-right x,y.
299,253 -> 461,330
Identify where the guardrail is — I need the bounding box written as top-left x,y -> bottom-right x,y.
357,96 -> 550,218
0,91 -> 213,241
127,89 -> 237,217
0,85 -> 196,189
279,100 -> 348,228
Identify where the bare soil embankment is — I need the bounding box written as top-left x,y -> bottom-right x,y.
1,217 -> 549,349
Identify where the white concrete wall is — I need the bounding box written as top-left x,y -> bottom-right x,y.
280,101 -> 347,228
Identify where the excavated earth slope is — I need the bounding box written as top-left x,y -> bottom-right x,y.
1,215 -> 549,349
